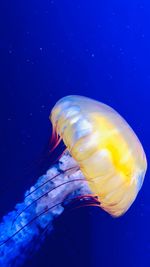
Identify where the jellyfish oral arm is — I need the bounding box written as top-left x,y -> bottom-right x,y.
0,151 -> 91,266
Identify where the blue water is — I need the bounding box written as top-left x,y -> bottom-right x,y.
0,1 -> 149,266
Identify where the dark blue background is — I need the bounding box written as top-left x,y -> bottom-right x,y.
0,1 -> 150,266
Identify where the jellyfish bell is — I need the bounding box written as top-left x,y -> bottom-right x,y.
50,95 -> 147,217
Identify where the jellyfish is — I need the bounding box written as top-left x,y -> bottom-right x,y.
0,95 -> 147,266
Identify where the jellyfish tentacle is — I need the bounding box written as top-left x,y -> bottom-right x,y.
63,194 -> 101,212
49,136 -> 62,153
